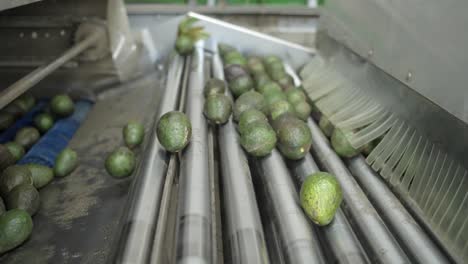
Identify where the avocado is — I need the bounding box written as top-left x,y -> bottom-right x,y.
274,115 -> 312,160
218,43 -> 236,57
240,121 -> 277,157
263,90 -> 286,107
331,129 -> 360,158
277,75 -> 294,90
238,109 -> 268,135
233,91 -> 267,121
105,147 -> 136,178
247,56 -> 265,74
203,94 -> 232,125
319,116 -> 334,138
54,148 -> 78,178
175,34 -> 194,55
0,197 -> 4,215
204,78 -> 226,97
123,122 -> 145,149
33,113 -> 54,133
4,103 -> 24,118
0,145 -> 15,171
225,57 -> 248,67
14,94 -> 35,113
224,64 -> 248,82
253,73 -> 271,90
294,101 -> 312,121
266,62 -> 285,77
268,100 -> 293,121
4,142 -> 25,162
229,75 -> 254,98
157,111 -> 192,153
270,70 -> 288,82
263,55 -> 281,65
25,164 -> 54,188
0,165 -> 33,198
14,126 -> 40,149
0,209 -> 33,254
6,184 -> 40,216
50,94 -> 74,117
0,112 -> 15,131
223,51 -> 243,62
257,82 -> 282,95
286,89 -> 307,105
300,172 -> 343,226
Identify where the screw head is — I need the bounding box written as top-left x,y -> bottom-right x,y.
406,71 -> 413,82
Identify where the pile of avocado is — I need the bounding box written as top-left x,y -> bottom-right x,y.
175,17 -> 209,56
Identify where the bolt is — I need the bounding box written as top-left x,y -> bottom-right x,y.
406,71 -> 413,82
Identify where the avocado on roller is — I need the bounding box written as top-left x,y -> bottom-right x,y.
286,89 -> 307,105
253,73 -> 271,90
0,145 -> 15,171
240,121 -> 277,157
247,56 -> 265,74
25,164 -> 54,188
0,197 -> 4,215
0,209 -> 33,254
105,147 -> 136,178
331,129 -> 360,158
266,62 -> 285,77
54,148 -> 78,178
257,82 -> 281,95
34,113 -> 54,133
233,91 -> 267,121
0,112 -> 15,131
157,111 -> 192,153
238,109 -> 268,135
14,126 -> 40,149
175,34 -> 194,55
294,101 -> 312,121
123,122 -> 145,149
274,115 -> 312,160
263,90 -> 286,107
319,116 -> 334,138
225,57 -> 248,67
218,43 -> 236,57
0,165 -> 33,198
223,51 -> 243,62
268,100 -> 293,121
229,75 -> 254,98
204,78 -> 226,97
4,142 -> 25,163
224,64 -> 248,82
6,184 -> 40,216
300,172 -> 343,226
203,94 -> 232,125
50,94 -> 74,117
263,55 -> 281,65
277,75 -> 295,90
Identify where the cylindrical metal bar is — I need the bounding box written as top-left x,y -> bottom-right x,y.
253,150 -> 326,264
175,42 -> 213,263
113,54 -> 185,263
305,118 -> 410,263
213,52 -> 270,264
347,156 -> 450,264
287,153 -> 369,264
0,30 -> 102,109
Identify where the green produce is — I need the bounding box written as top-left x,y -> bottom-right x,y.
266,62 -> 285,76
233,91 -> 267,121
175,35 -> 194,55
300,172 -> 343,226
294,101 -> 312,121
4,104 -> 24,118
14,95 -> 35,113
268,100 -> 293,121
25,164 -> 54,188
225,57 -> 247,67
157,111 -> 192,153
286,89 -> 307,105
247,56 -> 265,74
204,78 -> 226,97
4,142 -> 25,162
176,17 -> 209,56
0,197 -> 4,215
0,145 -> 15,171
263,90 -> 286,106
54,148 -> 78,177
319,116 -> 334,138
224,64 -> 248,82
270,70 -> 288,82
0,165 -> 33,198
240,121 -> 277,157
257,82 -> 281,95
238,109 -> 268,135
0,112 -> 14,131
274,115 -> 312,160
253,73 -> 271,89
105,147 -> 136,178
203,94 -> 232,125
223,51 -> 243,62
33,113 -> 54,133
331,129 -> 360,158
229,75 -> 254,98
50,94 -> 74,117
218,43 -> 236,57
123,122 -> 145,149
263,55 -> 281,65
277,75 -> 294,90
6,184 -> 40,216
14,126 -> 40,149
0,209 -> 33,254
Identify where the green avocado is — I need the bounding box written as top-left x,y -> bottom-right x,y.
268,100 -> 293,121
238,109 -> 268,135
276,75 -> 294,90
4,142 -> 24,163
123,122 -> 145,149
300,172 -> 343,226
247,56 -> 265,74
0,209 -> 33,254
266,62 -> 285,77
204,78 -> 226,97
319,116 -> 334,138
0,145 -> 16,171
0,197 -> 5,215
33,113 -> 54,133
274,115 -> 312,160
223,51 -> 243,62
157,111 -> 192,153
233,91 -> 267,121
25,164 -> 54,188
225,57 -> 248,67
286,89 -> 307,105
175,34 -> 194,55
294,101 -> 312,121
263,55 -> 281,65
0,112 -> 15,131
54,148 -> 78,178
6,184 -> 40,216
331,129 -> 360,158
203,94 -> 232,125
0,165 -> 33,198
257,82 -> 282,95
240,121 -> 277,157
229,75 -> 254,98
105,147 -> 136,178
224,64 -> 248,82
50,94 -> 74,118
253,73 -> 271,90
14,126 -> 40,149
14,94 -> 35,113
218,43 -> 236,57
263,90 -> 286,107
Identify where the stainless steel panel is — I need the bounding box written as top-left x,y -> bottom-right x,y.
0,0 -> 43,12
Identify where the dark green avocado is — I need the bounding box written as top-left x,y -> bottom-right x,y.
240,121 -> 277,157
0,209 -> 33,254
203,94 -> 232,125
50,94 -> 74,117
233,90 -> 267,122
54,148 -> 79,178
229,75 -> 254,98
6,184 -> 40,216
274,115 -> 312,160
156,111 -> 192,153
105,147 -> 136,178
123,121 -> 145,149
34,113 -> 54,133
204,78 -> 226,97
331,129 -> 360,158
25,164 -> 54,188
0,165 -> 33,198
238,109 -> 268,135
14,126 -> 40,149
